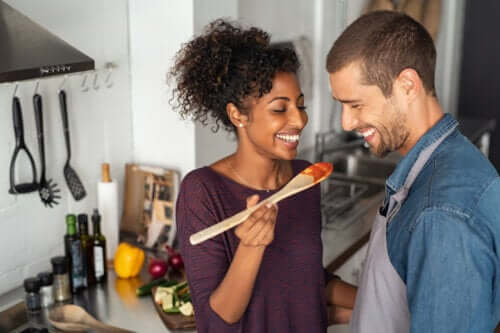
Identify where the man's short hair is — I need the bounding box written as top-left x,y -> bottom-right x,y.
326,10 -> 436,97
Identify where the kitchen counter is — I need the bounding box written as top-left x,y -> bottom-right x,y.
0,270 -> 195,333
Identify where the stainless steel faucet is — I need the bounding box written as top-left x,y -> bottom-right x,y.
314,130 -> 368,162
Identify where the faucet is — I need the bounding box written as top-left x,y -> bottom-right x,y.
314,130 -> 369,162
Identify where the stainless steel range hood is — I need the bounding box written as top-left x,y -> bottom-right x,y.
0,1 -> 94,83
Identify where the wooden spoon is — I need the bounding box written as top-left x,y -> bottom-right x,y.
49,304 -> 136,333
190,162 -> 333,245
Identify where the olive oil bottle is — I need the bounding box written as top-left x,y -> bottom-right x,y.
65,214 -> 85,293
92,209 -> 108,283
78,214 -> 94,286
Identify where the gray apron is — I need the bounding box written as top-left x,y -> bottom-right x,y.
350,124 -> 457,333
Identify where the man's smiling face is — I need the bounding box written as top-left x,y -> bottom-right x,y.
328,62 -> 409,157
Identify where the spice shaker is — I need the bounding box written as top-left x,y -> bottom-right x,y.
51,256 -> 71,302
37,272 -> 54,307
23,277 -> 41,313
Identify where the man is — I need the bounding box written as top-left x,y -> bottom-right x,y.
326,10 -> 500,332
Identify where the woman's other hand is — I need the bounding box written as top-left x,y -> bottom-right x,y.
235,194 -> 278,247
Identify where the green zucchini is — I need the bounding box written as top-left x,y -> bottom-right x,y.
136,278 -> 178,297
174,280 -> 188,292
164,307 -> 181,314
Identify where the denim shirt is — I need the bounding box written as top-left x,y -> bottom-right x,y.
385,114 -> 500,332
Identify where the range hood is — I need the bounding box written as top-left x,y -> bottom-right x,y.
0,1 -> 94,83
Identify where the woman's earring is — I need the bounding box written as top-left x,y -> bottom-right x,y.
239,123 -> 244,128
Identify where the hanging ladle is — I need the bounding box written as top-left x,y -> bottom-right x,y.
33,84 -> 61,207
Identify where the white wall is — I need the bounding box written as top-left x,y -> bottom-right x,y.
0,0 -> 133,294
193,0 -> 238,168
128,0 -> 196,176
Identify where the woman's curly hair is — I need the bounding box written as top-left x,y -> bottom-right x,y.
168,19 -> 300,132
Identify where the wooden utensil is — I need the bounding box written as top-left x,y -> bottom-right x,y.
190,162 -> 333,245
49,304 -> 136,333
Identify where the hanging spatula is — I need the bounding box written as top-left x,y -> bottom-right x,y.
190,162 -> 333,245
59,89 -> 86,201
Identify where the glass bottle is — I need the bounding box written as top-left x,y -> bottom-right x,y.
78,213 -> 94,286
37,272 -> 54,307
24,277 -> 41,313
51,256 -> 71,302
65,214 -> 85,293
92,209 -> 108,283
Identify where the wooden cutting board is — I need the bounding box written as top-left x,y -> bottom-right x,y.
151,286 -> 196,330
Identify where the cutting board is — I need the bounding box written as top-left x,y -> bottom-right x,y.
151,286 -> 196,330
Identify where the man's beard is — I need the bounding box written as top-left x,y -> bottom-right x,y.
371,104 -> 409,158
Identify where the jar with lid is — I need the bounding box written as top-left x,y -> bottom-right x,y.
37,272 -> 54,307
51,256 -> 71,302
24,277 -> 41,313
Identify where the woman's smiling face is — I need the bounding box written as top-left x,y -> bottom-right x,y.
237,71 -> 308,161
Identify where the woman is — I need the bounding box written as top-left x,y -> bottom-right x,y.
170,19 -> 356,332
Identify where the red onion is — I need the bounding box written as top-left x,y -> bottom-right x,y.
163,245 -> 184,272
169,253 -> 184,271
148,259 -> 168,279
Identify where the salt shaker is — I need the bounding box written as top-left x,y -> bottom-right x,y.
51,256 -> 71,302
37,272 -> 54,307
24,277 -> 41,313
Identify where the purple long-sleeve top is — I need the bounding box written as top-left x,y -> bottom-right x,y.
176,159 -> 330,332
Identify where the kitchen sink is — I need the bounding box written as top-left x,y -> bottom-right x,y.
320,150 -> 399,228
333,153 -> 394,183
328,151 -> 398,196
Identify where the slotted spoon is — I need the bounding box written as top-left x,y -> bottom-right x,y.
59,89 -> 86,201
190,162 -> 333,245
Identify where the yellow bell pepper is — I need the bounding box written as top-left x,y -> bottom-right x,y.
114,242 -> 145,278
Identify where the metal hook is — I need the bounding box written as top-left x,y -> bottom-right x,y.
59,75 -> 68,91
34,80 -> 40,95
93,72 -> 100,90
104,63 -> 115,88
12,82 -> 19,98
81,73 -> 90,92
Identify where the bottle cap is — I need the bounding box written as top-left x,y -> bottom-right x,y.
78,214 -> 89,233
65,214 -> 76,226
24,277 -> 40,293
51,256 -> 69,275
37,272 -> 53,286
92,209 -> 101,224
